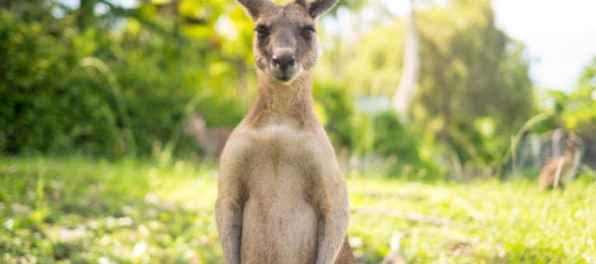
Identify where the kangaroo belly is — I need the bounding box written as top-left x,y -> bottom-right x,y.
241,189 -> 317,263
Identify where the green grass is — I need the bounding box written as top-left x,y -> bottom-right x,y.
1,156 -> 595,263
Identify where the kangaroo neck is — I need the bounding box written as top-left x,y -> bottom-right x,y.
247,72 -> 317,129
196,128 -> 209,143
564,146 -> 576,160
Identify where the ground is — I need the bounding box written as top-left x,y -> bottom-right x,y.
1,156 -> 595,263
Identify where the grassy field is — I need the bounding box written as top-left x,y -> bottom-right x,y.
1,156 -> 595,263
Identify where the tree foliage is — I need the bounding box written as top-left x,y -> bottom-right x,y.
0,0 -> 251,156
411,0 -> 534,167
535,57 -> 596,138
314,0 -> 536,175
0,0 -> 552,179
563,57 -> 596,133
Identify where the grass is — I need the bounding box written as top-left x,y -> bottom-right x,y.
1,156 -> 595,263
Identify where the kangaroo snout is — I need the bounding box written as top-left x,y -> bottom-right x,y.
272,53 -> 296,70
271,48 -> 299,82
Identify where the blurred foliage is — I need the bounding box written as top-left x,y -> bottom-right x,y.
562,57 -> 596,134
530,57 -> 596,137
315,0 -> 536,178
3,0 -> 593,180
412,0 -> 534,170
0,7 -> 124,155
0,0 -> 362,158
313,80 -> 354,148
0,0 -> 250,156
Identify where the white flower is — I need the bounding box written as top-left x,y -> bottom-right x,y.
4,219 -> 14,231
133,242 -> 148,257
99,256 -> 111,264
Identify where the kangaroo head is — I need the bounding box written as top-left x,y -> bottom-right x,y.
184,114 -> 206,135
567,133 -> 585,150
238,0 -> 337,84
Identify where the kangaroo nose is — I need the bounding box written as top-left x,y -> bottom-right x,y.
272,54 -> 296,70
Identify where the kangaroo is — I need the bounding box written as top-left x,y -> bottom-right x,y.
184,114 -> 231,158
539,133 -> 583,190
215,0 -> 354,263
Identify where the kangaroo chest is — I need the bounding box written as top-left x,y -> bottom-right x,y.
231,123 -> 325,199
245,124 -> 322,173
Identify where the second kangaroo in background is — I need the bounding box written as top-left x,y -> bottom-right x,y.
215,0 -> 354,263
184,114 -> 231,158
539,133 -> 584,190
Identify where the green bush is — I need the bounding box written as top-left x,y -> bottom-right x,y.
0,11 -> 121,155
314,81 -> 354,148
0,6 -> 246,157
373,111 -> 444,180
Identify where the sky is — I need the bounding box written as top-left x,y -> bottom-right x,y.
492,0 -> 596,92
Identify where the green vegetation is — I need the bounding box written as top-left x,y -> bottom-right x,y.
2,157 -> 595,263
2,0 -> 596,262
1,0 -> 595,178
0,0 -> 538,174
1,156 -> 221,263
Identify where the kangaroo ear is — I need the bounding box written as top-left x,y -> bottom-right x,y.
238,0 -> 275,20
296,0 -> 338,18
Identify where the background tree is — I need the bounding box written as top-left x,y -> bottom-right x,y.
411,0 -> 534,170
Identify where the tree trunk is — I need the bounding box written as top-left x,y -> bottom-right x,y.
391,0 -> 419,121
439,88 -> 452,143
77,0 -> 96,31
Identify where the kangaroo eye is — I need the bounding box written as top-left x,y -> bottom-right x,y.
302,27 -> 316,39
255,26 -> 269,38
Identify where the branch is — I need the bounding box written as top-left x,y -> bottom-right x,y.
351,207 -> 453,226
381,231 -> 407,264
97,0 -> 173,37
351,191 -> 424,201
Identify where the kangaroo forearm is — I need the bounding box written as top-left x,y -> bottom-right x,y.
315,211 -> 349,264
315,229 -> 348,264
216,201 -> 242,264
220,225 -> 241,264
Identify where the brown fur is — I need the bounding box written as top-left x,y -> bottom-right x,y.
184,114 -> 231,158
215,0 -> 354,263
539,134 -> 583,190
